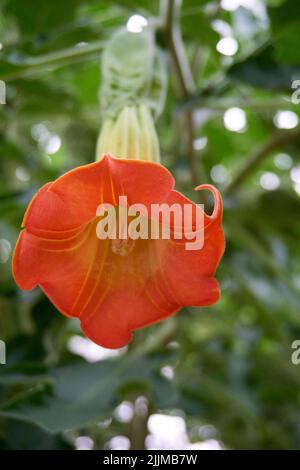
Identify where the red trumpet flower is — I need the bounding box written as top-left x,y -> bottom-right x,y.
13,154 -> 224,349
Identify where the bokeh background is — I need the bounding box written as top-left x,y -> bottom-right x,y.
1,0 -> 300,450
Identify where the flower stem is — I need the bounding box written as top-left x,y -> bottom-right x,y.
1,40 -> 105,82
96,105 -> 160,162
163,1 -> 208,188
224,129 -> 300,195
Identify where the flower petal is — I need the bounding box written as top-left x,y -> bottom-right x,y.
80,238 -> 179,349
13,221 -> 103,314
161,185 -> 225,306
111,157 -> 174,207
23,155 -> 175,235
23,161 -> 110,234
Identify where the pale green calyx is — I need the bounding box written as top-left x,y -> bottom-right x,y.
99,27 -> 167,121
96,104 -> 160,163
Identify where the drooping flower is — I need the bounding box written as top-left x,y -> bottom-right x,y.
13,148 -> 224,348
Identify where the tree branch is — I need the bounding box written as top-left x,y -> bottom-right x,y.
162,0 -> 208,198
1,40 -> 105,82
180,97 -> 295,113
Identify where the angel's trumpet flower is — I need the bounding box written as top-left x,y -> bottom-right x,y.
13,105 -> 224,348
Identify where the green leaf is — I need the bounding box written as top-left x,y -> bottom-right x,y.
268,0 -> 300,33
229,46 -> 300,90
182,11 -> 218,46
273,23 -> 300,65
4,0 -> 79,34
0,354 -> 177,433
0,419 -> 71,449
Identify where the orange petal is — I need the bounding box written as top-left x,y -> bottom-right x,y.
22,155 -> 175,234
13,222 -> 102,314
161,185 -> 225,306
23,162 -> 108,234
111,158 -> 174,207
80,237 -> 180,348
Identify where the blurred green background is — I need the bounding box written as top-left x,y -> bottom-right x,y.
1,0 -> 300,450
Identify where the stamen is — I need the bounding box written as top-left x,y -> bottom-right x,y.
111,238 -> 135,256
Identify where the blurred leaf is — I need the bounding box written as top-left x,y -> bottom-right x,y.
0,419 -> 71,449
0,354 -> 177,432
4,0 -> 79,34
229,46 -> 300,90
